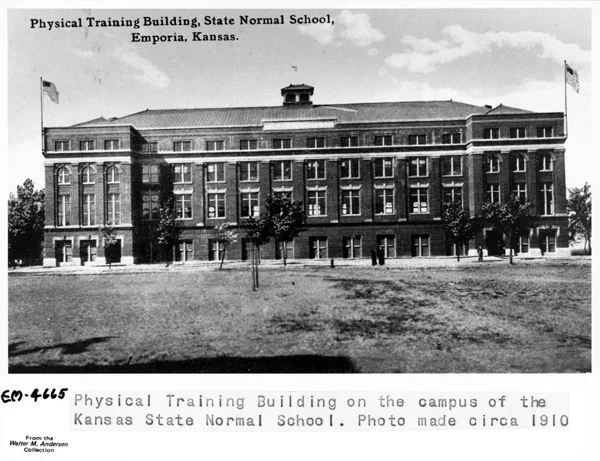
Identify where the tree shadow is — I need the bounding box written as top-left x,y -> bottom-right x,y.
9,337 -> 116,358
9,354 -> 358,374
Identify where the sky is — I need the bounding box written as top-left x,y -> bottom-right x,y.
5,7 -> 594,194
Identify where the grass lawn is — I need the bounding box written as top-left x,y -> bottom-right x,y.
8,259 -> 591,373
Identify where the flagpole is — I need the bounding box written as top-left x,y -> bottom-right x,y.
563,61 -> 568,138
40,77 -> 44,152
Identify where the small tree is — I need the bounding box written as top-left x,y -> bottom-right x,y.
156,197 -> 181,267
244,216 -> 271,290
442,201 -> 479,261
215,222 -> 238,270
480,195 -> 534,264
264,195 -> 307,266
567,183 -> 592,254
8,179 -> 45,266
101,224 -> 120,269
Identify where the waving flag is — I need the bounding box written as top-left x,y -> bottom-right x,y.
565,63 -> 579,93
42,80 -> 59,103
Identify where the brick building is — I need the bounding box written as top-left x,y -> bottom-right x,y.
42,84 -> 569,266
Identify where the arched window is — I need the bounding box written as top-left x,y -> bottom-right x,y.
106,165 -> 120,183
81,165 -> 96,184
57,167 -> 71,185
486,154 -> 501,173
540,153 -> 554,172
511,153 -> 527,172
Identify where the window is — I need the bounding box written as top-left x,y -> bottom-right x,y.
343,236 -> 362,258
442,156 -> 462,176
341,159 -> 360,178
80,240 -> 97,263
81,166 -> 95,184
307,160 -> 326,180
340,136 -> 359,147
107,193 -> 121,225
206,140 -> 224,151
487,155 -> 501,173
240,162 -> 259,182
207,163 -> 225,182
175,194 -> 192,219
408,158 -> 427,177
509,127 -> 526,139
57,167 -> 71,185
342,190 -> 360,216
241,192 -> 259,218
207,193 -> 226,219
273,139 -> 291,149
276,240 -> 295,260
374,135 -> 392,146
411,235 -> 430,257
537,126 -> 553,138
104,139 -> 119,150
375,187 -> 395,214
539,230 -> 556,254
309,237 -> 328,259
374,158 -> 393,178
57,195 -> 71,226
173,163 -> 192,183
80,140 -> 95,151
487,184 -> 501,203
273,190 -> 292,200
176,240 -> 194,262
443,186 -> 463,205
513,183 -> 527,202
173,141 -> 192,152
541,183 -> 554,216
377,235 -> 396,258
483,128 -> 499,139
307,137 -> 325,148
209,240 -> 226,261
106,165 -> 120,183
273,161 -> 292,181
408,134 -> 427,145
540,153 -> 554,171
512,153 -> 527,172
410,188 -> 429,213
142,142 -> 158,153
240,140 -> 258,150
142,194 -> 160,220
55,141 -> 70,151
142,164 -> 160,183
82,193 -> 96,226
442,133 -> 461,144
307,190 -> 326,216
56,240 -> 72,263
515,236 -> 529,254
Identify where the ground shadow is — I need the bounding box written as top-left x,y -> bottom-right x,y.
9,355 -> 358,374
9,337 -> 116,358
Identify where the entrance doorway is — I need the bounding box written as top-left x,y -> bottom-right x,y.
80,240 -> 97,265
55,240 -> 73,267
176,240 -> 194,262
485,230 -> 505,256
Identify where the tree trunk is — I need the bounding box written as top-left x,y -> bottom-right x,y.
219,243 -> 226,270
255,246 -> 260,288
456,243 -> 460,262
509,230 -> 514,264
282,241 -> 287,267
251,247 -> 256,291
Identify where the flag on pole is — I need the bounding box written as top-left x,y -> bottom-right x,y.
42,80 -> 59,103
565,63 -> 579,93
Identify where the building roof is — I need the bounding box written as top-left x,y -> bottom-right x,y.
73,100 -> 534,130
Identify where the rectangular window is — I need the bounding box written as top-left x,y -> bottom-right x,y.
340,159 -> 360,179
509,127 -> 526,139
513,183 -> 527,202
374,158 -> 394,178
142,142 -> 158,153
207,163 -> 225,182
377,235 -> 396,258
343,236 -> 362,258
240,140 -> 258,150
241,192 -> 259,218
273,139 -> 291,149
443,186 -> 463,205
104,139 -> 119,150
442,133 -> 461,144
173,141 -> 192,152
175,194 -> 192,219
55,141 -> 70,151
309,237 -> 328,259
411,234 -> 430,257
487,184 -> 501,203
275,240 -> 295,260
307,137 -> 325,148
208,240 -> 226,261
340,136 -> 358,147
142,194 -> 160,220
207,193 -> 226,219
483,128 -> 500,139
540,153 -> 554,171
408,134 -> 427,145
57,194 -> 71,226
206,140 -> 224,151
142,164 -> 160,183
540,230 -> 557,254
273,160 -> 292,181
512,154 -> 527,172
541,183 -> 554,215
240,162 -> 259,182
487,155 -> 500,173
273,190 -> 292,200
537,126 -> 554,138
408,158 -> 427,177
374,135 -> 392,146
306,160 -> 326,180
173,163 -> 192,183
82,193 -> 96,226
107,193 -> 121,225
410,188 -> 429,213
307,191 -> 326,216
375,188 -> 395,214
442,156 -> 462,176
517,236 -> 529,254
341,190 -> 360,216
80,140 -> 95,151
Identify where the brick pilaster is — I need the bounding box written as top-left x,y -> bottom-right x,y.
45,165 -> 55,227
120,163 -> 132,224
226,163 -> 238,224
553,149 -> 567,214
70,163 -> 80,226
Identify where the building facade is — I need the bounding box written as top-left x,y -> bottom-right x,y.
42,84 -> 569,266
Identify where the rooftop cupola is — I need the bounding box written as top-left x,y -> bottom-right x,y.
281,84 -> 314,106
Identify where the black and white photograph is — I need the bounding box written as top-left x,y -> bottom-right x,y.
1,3 -> 596,460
